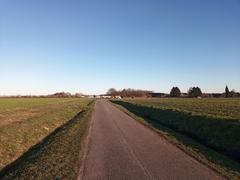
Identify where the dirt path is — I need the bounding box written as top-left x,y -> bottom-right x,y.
79,100 -> 224,180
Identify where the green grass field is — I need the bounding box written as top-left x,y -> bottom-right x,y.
0,98 -> 93,172
126,98 -> 240,119
112,98 -> 240,179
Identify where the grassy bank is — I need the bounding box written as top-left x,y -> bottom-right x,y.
112,99 -> 240,179
0,98 -> 93,170
0,99 -> 94,179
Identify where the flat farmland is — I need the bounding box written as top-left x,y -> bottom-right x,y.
0,98 -> 93,171
126,98 -> 240,120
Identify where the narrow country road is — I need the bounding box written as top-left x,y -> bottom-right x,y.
79,100 -> 224,180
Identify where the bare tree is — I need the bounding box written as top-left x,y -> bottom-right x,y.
107,88 -> 152,98
106,88 -> 118,96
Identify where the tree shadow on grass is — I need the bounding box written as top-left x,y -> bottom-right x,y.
112,100 -> 240,173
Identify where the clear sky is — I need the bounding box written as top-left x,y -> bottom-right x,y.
0,0 -> 240,95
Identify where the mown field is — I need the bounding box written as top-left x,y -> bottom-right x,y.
127,98 -> 240,120
112,98 -> 240,179
0,98 -> 93,179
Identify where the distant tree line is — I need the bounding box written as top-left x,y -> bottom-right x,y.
0,92 -> 86,98
50,92 -> 72,97
106,86 -> 240,99
1,86 -> 239,99
168,85 -> 239,98
48,92 -> 85,98
106,88 -> 153,98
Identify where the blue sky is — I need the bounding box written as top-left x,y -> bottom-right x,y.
0,0 -> 240,95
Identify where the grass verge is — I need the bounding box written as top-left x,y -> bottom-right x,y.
112,101 -> 240,180
0,101 -> 94,180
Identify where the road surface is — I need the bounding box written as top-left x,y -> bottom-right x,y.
79,100 -> 224,180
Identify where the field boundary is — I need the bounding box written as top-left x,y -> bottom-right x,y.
111,101 -> 240,179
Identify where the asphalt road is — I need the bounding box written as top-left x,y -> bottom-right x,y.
79,100 -> 224,180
